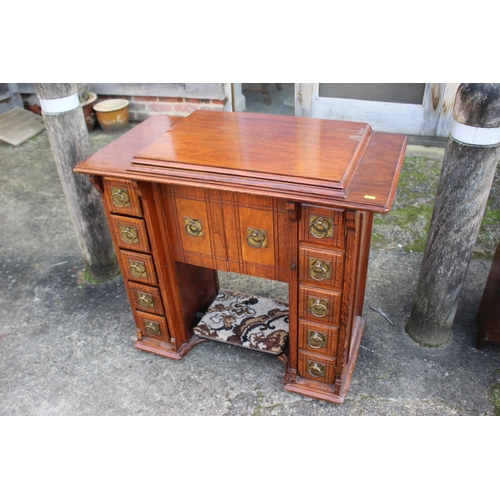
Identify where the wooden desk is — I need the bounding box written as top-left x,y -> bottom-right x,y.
75,111 -> 407,404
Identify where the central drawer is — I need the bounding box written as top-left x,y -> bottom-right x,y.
161,185 -> 292,281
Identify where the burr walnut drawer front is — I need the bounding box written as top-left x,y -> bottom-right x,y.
171,194 -> 213,258
110,215 -> 151,253
238,205 -> 276,267
120,250 -> 158,286
299,246 -> 344,290
299,286 -> 342,325
298,351 -> 336,384
136,311 -> 170,343
300,205 -> 345,249
103,177 -> 142,217
298,320 -> 339,357
127,282 -> 164,316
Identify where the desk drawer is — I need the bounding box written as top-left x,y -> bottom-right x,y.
128,282 -> 164,316
120,250 -> 158,285
238,205 -> 275,268
172,192 -> 213,257
299,246 -> 344,290
136,311 -> 170,343
103,177 -> 142,217
300,205 -> 345,249
299,285 -> 341,325
298,351 -> 336,384
298,320 -> 338,357
110,215 -> 151,253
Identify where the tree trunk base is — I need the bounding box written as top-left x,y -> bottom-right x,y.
405,317 -> 451,347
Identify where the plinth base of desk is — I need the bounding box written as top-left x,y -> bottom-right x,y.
283,316 -> 366,404
134,333 -> 205,360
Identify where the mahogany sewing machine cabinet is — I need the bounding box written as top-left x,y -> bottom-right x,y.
75,110 -> 407,404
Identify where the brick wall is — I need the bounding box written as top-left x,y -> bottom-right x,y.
97,94 -> 226,121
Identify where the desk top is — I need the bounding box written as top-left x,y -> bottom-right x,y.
75,111 -> 407,213
130,111 -> 372,199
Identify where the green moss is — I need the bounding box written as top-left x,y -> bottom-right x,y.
372,156 -> 500,258
489,382 -> 500,416
79,267 -> 120,285
252,387 -> 283,415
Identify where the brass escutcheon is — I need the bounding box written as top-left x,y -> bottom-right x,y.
138,293 -> 154,309
309,259 -> 331,281
111,187 -> 131,208
308,297 -> 329,318
184,217 -> 203,237
309,215 -> 333,239
307,360 -> 326,378
247,228 -> 267,249
120,226 -> 139,245
144,320 -> 161,336
129,261 -> 147,279
307,330 -> 326,349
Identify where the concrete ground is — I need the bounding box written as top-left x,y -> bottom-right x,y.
1,123 -> 500,416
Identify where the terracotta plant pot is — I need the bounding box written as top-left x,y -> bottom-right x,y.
80,91 -> 98,132
93,99 -> 130,133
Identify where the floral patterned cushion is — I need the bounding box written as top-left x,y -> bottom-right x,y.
193,290 -> 289,355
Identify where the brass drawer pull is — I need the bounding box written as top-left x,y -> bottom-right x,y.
308,298 -> 328,318
309,259 -> 331,281
120,226 -> 139,245
111,187 -> 131,208
309,215 -> 333,239
138,293 -> 154,309
307,361 -> 326,378
129,261 -> 147,279
144,320 -> 161,336
307,331 -> 326,349
247,228 -> 267,249
184,217 -> 203,237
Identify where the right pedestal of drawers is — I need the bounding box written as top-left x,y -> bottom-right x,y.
284,205 -> 373,404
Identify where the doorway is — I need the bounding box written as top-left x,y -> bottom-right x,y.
234,83 -> 294,116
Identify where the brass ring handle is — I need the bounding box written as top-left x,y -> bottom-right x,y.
247,228 -> 267,249
111,188 -> 130,208
138,293 -> 154,309
310,299 -> 328,318
309,216 -> 331,239
184,218 -> 203,237
310,260 -> 330,281
129,261 -> 146,278
145,320 -> 161,336
307,331 -> 326,349
120,226 -> 139,245
307,361 -> 326,378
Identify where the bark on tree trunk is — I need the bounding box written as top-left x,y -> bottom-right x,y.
34,83 -> 119,281
406,83 -> 500,346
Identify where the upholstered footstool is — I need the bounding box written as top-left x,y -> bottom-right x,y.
193,290 -> 289,355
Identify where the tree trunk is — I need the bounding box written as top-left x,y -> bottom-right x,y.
34,83 -> 119,281
406,83 -> 500,346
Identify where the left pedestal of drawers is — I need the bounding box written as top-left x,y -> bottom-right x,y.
97,176 -> 192,360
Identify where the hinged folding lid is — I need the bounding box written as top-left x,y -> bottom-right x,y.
128,110 -> 373,199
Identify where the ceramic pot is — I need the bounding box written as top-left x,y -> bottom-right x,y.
93,99 -> 129,133
80,91 -> 98,132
